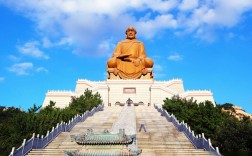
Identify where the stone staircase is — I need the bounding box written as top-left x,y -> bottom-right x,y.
135,106 -> 215,155
27,105 -> 216,156
27,106 -> 125,156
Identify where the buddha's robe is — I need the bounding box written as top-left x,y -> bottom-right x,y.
107,39 -> 153,79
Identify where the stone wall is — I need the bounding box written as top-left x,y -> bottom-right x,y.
180,90 -> 215,105
42,79 -> 215,108
43,90 -> 74,108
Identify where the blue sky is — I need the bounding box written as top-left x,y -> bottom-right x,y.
0,0 -> 252,113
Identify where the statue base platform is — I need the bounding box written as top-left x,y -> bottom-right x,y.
42,79 -> 215,109
107,68 -> 153,79
108,73 -> 153,80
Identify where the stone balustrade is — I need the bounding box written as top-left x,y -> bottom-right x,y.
9,104 -> 104,156
154,104 -> 221,156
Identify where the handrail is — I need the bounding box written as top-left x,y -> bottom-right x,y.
9,104 -> 104,156
154,104 -> 221,156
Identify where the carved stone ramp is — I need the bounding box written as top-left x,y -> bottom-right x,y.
135,106 -> 216,156
26,106 -> 126,156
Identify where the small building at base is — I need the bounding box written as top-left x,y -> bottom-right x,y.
42,79 -> 215,108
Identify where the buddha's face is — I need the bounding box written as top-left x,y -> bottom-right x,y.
126,29 -> 136,39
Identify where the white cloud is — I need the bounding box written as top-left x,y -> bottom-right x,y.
8,62 -> 33,75
7,62 -> 48,75
153,63 -> 166,79
17,41 -> 49,59
180,0 -> 252,40
42,37 -> 53,48
151,55 -> 162,59
35,67 -> 48,73
103,72 -> 108,80
154,73 -> 167,79
56,37 -> 73,46
0,77 -> 5,82
136,14 -> 177,39
226,32 -> 235,40
153,64 -> 163,72
1,0 -> 252,52
179,0 -> 198,11
97,39 -> 116,57
213,0 -> 252,27
144,0 -> 178,13
42,37 -> 73,48
168,54 -> 183,61
8,55 -> 21,62
98,40 -> 113,51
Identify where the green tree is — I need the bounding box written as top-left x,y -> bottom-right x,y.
162,96 -> 252,154
0,89 -> 102,156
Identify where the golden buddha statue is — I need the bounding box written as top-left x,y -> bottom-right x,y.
107,26 -> 154,79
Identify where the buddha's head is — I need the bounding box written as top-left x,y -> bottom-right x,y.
125,26 -> 137,39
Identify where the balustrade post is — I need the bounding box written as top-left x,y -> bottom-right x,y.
208,138 -> 211,145
51,127 -> 55,139
64,122 -> 66,132
10,147 -> 15,156
208,138 -> 212,151
46,130 -> 49,145
216,147 -> 220,155
21,139 -> 26,155
202,133 -> 205,148
36,134 -> 40,149
31,133 -> 35,150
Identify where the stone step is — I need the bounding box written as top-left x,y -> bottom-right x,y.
138,141 -> 193,144
28,149 -> 133,156
139,146 -> 195,149
134,106 -> 215,155
41,146 -> 127,149
26,106 -> 216,156
139,144 -> 195,148
29,149 -> 210,153
141,152 -> 215,156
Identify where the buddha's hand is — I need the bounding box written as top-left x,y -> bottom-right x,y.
133,59 -> 140,67
113,68 -> 118,75
123,57 -> 134,62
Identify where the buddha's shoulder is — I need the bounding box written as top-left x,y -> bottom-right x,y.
119,39 -> 143,44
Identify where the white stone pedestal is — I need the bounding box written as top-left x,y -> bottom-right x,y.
42,79 -> 215,108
